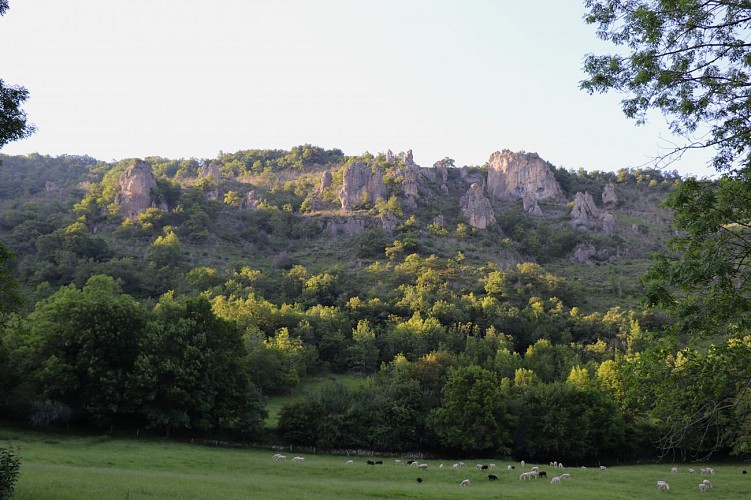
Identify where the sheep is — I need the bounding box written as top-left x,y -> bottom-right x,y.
346,460 -> 354,464
488,474 -> 498,481
560,473 -> 571,480
481,465 -> 489,471
417,463 -> 429,470
416,477 -> 423,483
410,461 -> 420,468
656,480 -> 670,490
600,465 -> 607,471
453,463 -> 460,469
394,459 -> 403,466
702,479 -> 712,489
558,462 -> 564,469
489,463 -> 497,469
551,476 -> 561,484
439,464 -> 444,469
519,472 -> 534,480
460,479 -> 471,487
507,465 -> 515,470
274,454 -> 287,461
699,483 -> 708,492
671,466 -> 678,473
375,460 -> 383,465
458,461 -> 466,468
407,460 -> 416,465
272,453 -> 284,460
521,460 -> 525,467
531,466 -> 539,472
475,464 -> 484,470
689,468 -> 696,474
367,460 -> 375,466
538,470 -> 547,478
292,456 -> 305,462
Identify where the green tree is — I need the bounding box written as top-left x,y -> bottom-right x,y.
22,275 -> 146,426
428,365 -> 513,453
515,382 -> 625,462
128,295 -> 266,437
581,1 -> 751,172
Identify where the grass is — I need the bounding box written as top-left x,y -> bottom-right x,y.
3,424 -> 749,499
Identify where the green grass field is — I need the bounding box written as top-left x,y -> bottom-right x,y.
2,425 -> 749,499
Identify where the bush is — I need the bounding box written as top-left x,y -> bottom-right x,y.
0,441 -> 21,500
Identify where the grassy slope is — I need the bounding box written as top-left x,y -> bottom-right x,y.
3,424 -> 748,499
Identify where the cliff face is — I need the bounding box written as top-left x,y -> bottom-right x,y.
486,150 -> 562,201
570,191 -> 615,233
460,183 -> 496,229
339,162 -> 387,211
114,160 -> 167,220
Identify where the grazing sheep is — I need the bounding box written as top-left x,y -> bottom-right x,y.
475,464 -> 484,470
488,474 -> 498,481
453,463 -> 460,469
416,477 -> 423,483
558,463 -> 564,469
671,466 -> 678,473
481,465 -> 489,471
581,466 -> 587,470
743,470 -> 747,474
519,472 -> 534,480
410,461 -> 419,468
375,460 -> 383,465
417,464 -> 429,470
458,462 -> 466,468
656,480 -> 670,490
521,460 -> 525,467
561,473 -> 571,480
460,479 -> 471,487
539,471 -> 547,478
699,483 -> 708,492
702,479 -> 712,489
274,455 -> 286,461
346,460 -> 354,464
439,464 -> 444,469
394,459 -> 403,466
689,468 -> 696,474
367,460 -> 375,466
600,466 -> 607,471
489,463 -> 497,469
507,465 -> 515,470
531,466 -> 539,472
292,456 -> 305,462
407,460 -> 416,465
551,476 -> 561,484
273,453 -> 283,460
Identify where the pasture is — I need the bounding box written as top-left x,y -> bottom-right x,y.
2,425 -> 749,499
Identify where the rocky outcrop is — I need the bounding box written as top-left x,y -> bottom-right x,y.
339,162 -> 386,211
402,163 -> 420,198
460,166 -> 484,186
381,213 -> 399,233
326,217 -> 365,236
522,191 -> 543,216
570,191 -> 615,233
460,183 -> 496,229
386,149 -> 395,164
200,162 -> 221,180
242,191 -> 260,210
432,215 -> 445,227
486,150 -> 562,201
602,182 -> 618,208
114,160 -> 167,221
433,160 -> 449,193
45,181 -> 60,192
319,171 -> 332,192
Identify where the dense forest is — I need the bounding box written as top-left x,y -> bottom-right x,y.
0,145 -> 726,464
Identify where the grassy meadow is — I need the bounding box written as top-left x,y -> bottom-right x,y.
2,425 -> 749,499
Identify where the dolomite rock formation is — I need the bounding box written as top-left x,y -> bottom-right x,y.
326,217 -> 365,236
602,182 -> 618,208
242,191 -> 259,210
486,150 -> 563,201
433,160 -> 450,193
319,171 -> 332,192
339,162 -> 386,211
200,162 -> 221,180
114,160 -> 167,221
570,191 -> 615,233
522,191 -> 543,216
460,183 -> 496,229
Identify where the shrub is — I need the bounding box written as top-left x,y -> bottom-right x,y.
0,441 -> 21,500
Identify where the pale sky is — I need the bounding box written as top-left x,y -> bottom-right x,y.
0,0 -> 716,177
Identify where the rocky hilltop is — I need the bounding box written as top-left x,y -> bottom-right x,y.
486,150 -> 563,201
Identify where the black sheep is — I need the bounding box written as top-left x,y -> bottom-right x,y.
488,474 -> 498,481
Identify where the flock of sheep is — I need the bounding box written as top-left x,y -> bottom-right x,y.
272,453 -> 724,491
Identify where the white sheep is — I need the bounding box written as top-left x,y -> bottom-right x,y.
453,463 -> 460,469
272,453 -> 284,460
671,466 -> 678,473
460,479 -> 471,487
702,479 -> 712,489
488,463 -> 497,469
600,465 -> 607,471
656,480 -> 670,490
561,473 -> 571,480
521,460 -> 525,467
292,456 -> 305,462
458,461 -> 466,468
689,468 -> 696,474
551,476 -> 561,484
274,454 -> 287,461
417,463 -> 429,470
558,462 -> 564,469
519,472 -> 534,480
394,459 -> 403,466
439,463 -> 444,469
346,460 -> 354,464
531,466 -> 540,472
699,483 -> 708,492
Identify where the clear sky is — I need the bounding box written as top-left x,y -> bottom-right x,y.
0,0 -> 716,177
